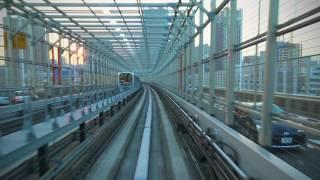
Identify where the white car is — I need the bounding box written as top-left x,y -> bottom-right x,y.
12,91 -> 32,104
0,96 -> 10,106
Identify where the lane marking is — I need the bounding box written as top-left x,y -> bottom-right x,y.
307,139 -> 320,150
134,89 -> 153,180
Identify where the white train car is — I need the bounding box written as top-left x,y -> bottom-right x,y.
118,72 -> 140,89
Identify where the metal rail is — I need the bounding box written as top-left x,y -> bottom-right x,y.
40,88 -> 144,179
0,87 -> 118,136
155,86 -> 249,180
0,87 -> 140,172
134,88 -> 152,180
0,87 -> 116,121
162,86 -> 310,180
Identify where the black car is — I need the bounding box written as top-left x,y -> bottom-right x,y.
233,108 -> 306,148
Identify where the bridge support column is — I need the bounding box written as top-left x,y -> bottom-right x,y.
99,112 -> 104,126
38,144 -> 49,176
117,102 -> 121,111
79,122 -> 86,142
110,105 -> 114,117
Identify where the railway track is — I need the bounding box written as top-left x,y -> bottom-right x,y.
87,86 -> 200,180
2,85 -> 248,180
86,85 -> 246,180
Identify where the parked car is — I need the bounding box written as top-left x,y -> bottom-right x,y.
11,90 -> 32,104
233,107 -> 306,148
239,102 -> 320,128
0,96 -> 10,106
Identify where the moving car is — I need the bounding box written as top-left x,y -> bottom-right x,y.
240,102 -> 320,129
12,90 -> 32,104
233,107 -> 306,148
0,96 -> 10,106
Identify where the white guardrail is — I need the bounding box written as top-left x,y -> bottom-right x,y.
0,87 -> 139,174
164,89 -> 310,180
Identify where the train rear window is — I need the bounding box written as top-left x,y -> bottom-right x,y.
119,73 -> 132,83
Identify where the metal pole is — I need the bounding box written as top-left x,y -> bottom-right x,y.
225,0 -> 237,125
58,47 -> 62,85
4,14 -> 15,88
183,45 -> 187,98
209,0 -> 216,115
185,27 -> 190,101
198,0 -> 204,107
69,40 -> 73,93
17,17 -> 24,88
190,12 -> 196,104
260,0 -> 279,146
51,47 -> 55,85
29,19 -> 37,95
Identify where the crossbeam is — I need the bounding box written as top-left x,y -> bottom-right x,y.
13,2 -> 193,7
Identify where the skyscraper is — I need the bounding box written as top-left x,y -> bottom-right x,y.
241,42 -> 303,94
214,7 -> 243,88
241,55 -> 264,90
275,42 -> 301,94
298,56 -> 320,95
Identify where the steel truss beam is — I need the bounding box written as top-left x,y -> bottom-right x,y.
13,2 -> 192,7
5,0 -> 205,73
154,4 -> 195,72
152,0 -> 231,75
65,24 -> 169,28
80,0 -> 139,68
33,15 -> 180,20
13,17 -> 33,35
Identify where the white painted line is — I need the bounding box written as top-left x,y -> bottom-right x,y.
307,139 -> 320,150
134,89 -> 152,180
308,139 -> 320,145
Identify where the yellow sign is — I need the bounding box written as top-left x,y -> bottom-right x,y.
3,31 -> 7,48
3,31 -> 28,49
13,32 -> 27,49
